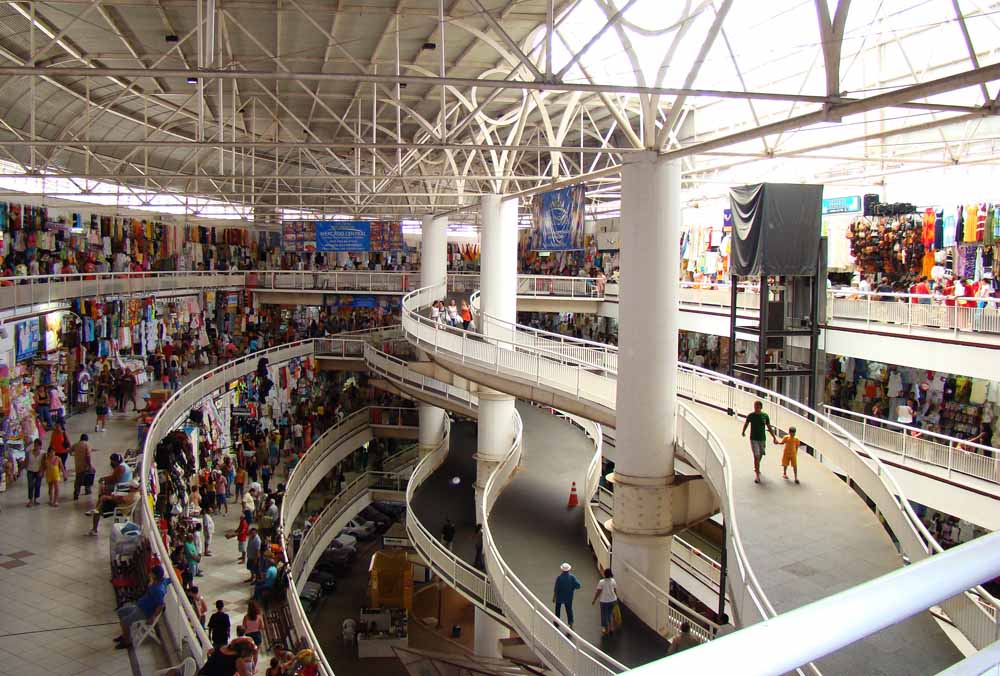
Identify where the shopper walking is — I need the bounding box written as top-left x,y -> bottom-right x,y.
235,513 -> 249,563
43,447 -> 66,506
776,426 -> 801,483
460,300 -> 473,330
25,439 -> 44,507
94,390 -> 109,432
208,600 -> 231,649
71,434 -> 94,499
592,567 -> 619,636
552,562 -> 581,629
741,400 -> 778,484
441,517 -> 456,551
241,600 -> 266,646
48,420 -> 70,481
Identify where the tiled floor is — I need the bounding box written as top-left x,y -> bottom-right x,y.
0,385 -> 172,676
0,365 -> 264,676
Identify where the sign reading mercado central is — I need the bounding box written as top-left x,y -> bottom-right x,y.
529,185 -> 586,251
282,220 -> 405,253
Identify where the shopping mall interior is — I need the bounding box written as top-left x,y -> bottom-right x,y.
0,1 -> 999,675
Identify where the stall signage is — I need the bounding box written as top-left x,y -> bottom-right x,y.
822,196 -> 861,214
231,406 -> 252,417
15,318 -> 39,361
382,536 -> 411,548
316,221 -> 371,252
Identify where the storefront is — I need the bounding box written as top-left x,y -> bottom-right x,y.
825,354 -> 999,445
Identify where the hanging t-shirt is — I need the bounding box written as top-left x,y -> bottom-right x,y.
970,379 -> 989,405
943,215 -> 957,247
922,208 -> 936,249
964,204 -> 978,243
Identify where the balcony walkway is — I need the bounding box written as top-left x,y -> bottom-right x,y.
685,401 -> 962,675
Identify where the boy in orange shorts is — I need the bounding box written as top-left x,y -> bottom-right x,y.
777,426 -> 801,484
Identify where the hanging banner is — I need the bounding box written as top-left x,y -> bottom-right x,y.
316,221 -> 371,252
529,185 -> 586,251
15,318 -> 40,362
352,295 -> 377,308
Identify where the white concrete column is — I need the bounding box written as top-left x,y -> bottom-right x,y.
420,214 -> 449,288
473,607 -> 506,658
475,194 -> 518,520
420,214 -> 450,458
417,403 -> 445,458
612,152 -> 681,618
479,194 -> 518,339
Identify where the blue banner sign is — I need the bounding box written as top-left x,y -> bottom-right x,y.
822,195 -> 861,215
316,221 -> 371,252
529,185 -> 586,251
15,318 -> 39,361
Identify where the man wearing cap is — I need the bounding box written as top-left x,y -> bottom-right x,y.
552,562 -> 581,628
114,564 -> 170,649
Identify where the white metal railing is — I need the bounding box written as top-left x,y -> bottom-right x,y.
625,532 -> 1000,676
589,486 -> 724,602
138,337 -> 326,669
282,408 -> 371,530
403,413 -> 506,619
4,270 -> 998,340
824,405 -> 1000,486
934,639 -> 1000,676
0,270 -> 246,316
450,273 -> 603,300
481,409 -> 626,676
402,280 -> 1000,662
826,289 -> 1000,335
363,342 -> 479,411
137,329 -> 398,675
559,405 -> 718,646
287,469 -> 407,582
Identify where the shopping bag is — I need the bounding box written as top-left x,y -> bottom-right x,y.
611,603 -> 623,629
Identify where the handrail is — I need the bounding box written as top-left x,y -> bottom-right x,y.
626,531 -> 1000,676
823,403 -> 999,456
402,279 -> 1000,662
288,469 -> 408,581
138,337 -> 324,667
824,405 -> 1000,487
282,408 -> 371,529
480,408 -> 626,676
403,413 -> 505,618
137,328 -> 396,674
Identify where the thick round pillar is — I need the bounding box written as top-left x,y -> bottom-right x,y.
479,194 -> 518,331
421,214 -> 450,460
476,194 -> 518,521
421,214 -> 449,288
611,152 -> 681,619
418,404 -> 445,458
473,607 -> 506,658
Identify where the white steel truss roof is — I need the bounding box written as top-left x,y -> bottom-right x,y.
0,0 -> 996,224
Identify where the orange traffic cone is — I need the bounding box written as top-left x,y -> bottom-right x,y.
567,482 -> 579,509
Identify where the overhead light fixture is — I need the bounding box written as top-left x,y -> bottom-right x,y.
422,42 -> 436,50
187,76 -> 198,84
165,34 -> 179,43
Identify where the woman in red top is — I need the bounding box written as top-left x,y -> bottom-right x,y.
236,514 -> 249,563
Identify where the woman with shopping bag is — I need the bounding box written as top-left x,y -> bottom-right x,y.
592,567 -> 620,636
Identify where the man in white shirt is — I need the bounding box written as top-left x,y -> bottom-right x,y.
293,422 -> 304,451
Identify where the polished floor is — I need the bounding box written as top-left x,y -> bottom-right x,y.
0,384 -> 178,676
686,402 -> 963,676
